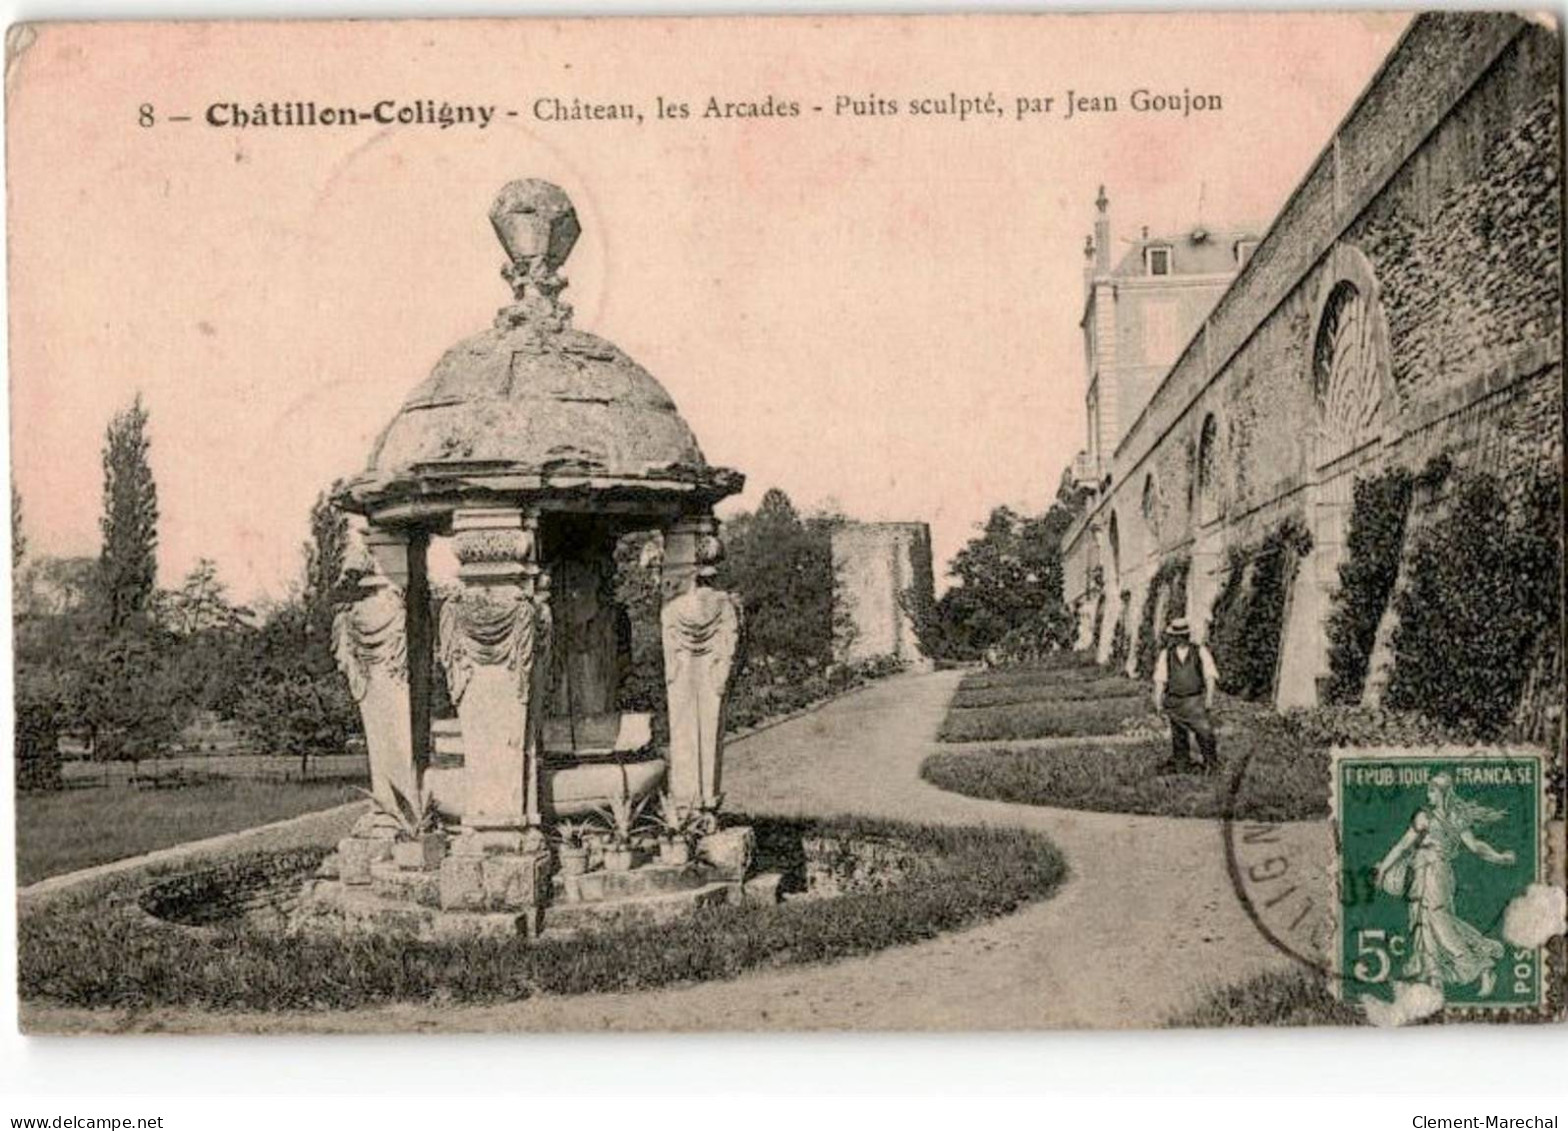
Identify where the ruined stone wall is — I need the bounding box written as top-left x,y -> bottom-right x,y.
832,523 -> 934,666
1064,14 -> 1561,706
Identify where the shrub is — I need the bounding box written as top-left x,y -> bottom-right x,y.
723,655 -> 904,733
1279,704 -> 1480,748
15,698 -> 64,792
1322,468 -> 1414,704
1108,593 -> 1131,672
1135,555 -> 1191,679
1206,517 -> 1312,702
18,816 -> 1066,1012
1386,469 -> 1561,738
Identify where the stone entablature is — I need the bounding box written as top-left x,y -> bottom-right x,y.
1064,13 -> 1561,709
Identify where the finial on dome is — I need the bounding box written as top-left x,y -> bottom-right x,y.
489,179 -> 581,329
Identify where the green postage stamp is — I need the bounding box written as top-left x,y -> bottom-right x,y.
1333,748 -> 1555,1016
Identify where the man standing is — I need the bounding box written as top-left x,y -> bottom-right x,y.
1151,616 -> 1221,773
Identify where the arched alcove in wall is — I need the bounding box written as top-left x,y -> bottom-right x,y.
1140,472 -> 1161,552
1108,509 -> 1122,584
1277,244 -> 1397,707
1196,413 -> 1220,527
1189,412 -> 1223,637
1096,509 -> 1126,666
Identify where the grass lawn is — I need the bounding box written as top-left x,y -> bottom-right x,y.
949,676 -> 1148,710
16,780 -> 365,886
938,696 -> 1154,742
938,656 -> 1154,743
1165,969 -> 1363,1028
19,815 -> 1067,1013
922,707 -> 1330,821
954,654 -> 1107,690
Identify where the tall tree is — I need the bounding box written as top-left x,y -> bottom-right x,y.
922,478 -> 1090,661
231,486 -> 358,774
718,488 -> 835,672
98,395 -> 159,633
166,557 -> 249,636
303,485 -> 349,641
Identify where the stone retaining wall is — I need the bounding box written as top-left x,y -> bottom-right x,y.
1064,14 -> 1561,717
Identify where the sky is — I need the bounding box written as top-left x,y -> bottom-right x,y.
7,12 -> 1410,602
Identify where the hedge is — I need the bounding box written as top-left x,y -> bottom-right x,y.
1322,467 -> 1416,705
1206,517 -> 1313,702
1134,555 -> 1191,680
1386,467 -> 1560,738
1107,592 -> 1131,672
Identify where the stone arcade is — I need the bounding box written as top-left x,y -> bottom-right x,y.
313,179 -> 760,938
1061,14 -> 1560,717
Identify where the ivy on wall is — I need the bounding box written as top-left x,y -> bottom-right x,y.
1386,466 -> 1560,738
1090,590 -> 1106,654
1322,467 -> 1416,704
1206,517 -> 1313,702
1135,554 -> 1192,679
1108,591 -> 1131,671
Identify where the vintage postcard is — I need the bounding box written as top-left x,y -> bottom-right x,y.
7,10 -> 1565,1035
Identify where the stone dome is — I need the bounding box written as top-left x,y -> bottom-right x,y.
341,180 -> 741,521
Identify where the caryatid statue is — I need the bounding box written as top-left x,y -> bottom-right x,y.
437,510 -> 552,844
332,532 -> 416,816
661,534 -> 743,818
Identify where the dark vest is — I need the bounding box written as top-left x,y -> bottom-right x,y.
1166,644 -> 1206,697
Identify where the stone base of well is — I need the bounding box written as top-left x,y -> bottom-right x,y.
298,825 -> 775,941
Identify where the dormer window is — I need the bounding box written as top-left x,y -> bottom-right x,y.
1234,239 -> 1258,267
1146,244 -> 1172,276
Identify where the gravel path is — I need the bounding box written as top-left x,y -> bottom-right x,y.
22,669 -> 1327,1034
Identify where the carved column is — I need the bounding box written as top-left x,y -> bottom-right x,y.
333,531 -> 417,818
660,517 -> 742,818
437,508 -> 549,847
435,508 -> 553,924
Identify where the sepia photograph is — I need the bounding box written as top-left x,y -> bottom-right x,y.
5,7 -> 1564,1056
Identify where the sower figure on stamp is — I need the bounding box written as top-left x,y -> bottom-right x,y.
1151,616 -> 1220,774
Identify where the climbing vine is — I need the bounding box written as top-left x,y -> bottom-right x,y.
1135,554 -> 1191,679
1108,591 -> 1131,671
1386,467 -> 1560,738
1322,467 -> 1415,704
1206,516 -> 1314,702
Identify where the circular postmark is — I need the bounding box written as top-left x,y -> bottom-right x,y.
1220,745 -> 1339,983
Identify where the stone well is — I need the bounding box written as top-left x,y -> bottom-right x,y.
318,179 -> 761,936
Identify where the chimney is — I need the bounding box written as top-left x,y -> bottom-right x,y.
1094,185 -> 1111,272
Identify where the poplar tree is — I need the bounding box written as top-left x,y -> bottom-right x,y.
303,485 -> 349,643
98,395 -> 159,633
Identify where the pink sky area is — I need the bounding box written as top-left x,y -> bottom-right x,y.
7,12 -> 1409,602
